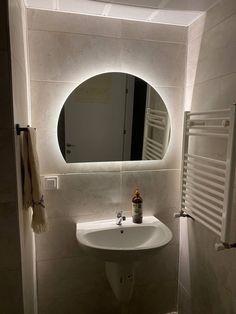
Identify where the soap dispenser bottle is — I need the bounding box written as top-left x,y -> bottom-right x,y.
132,188 -> 143,224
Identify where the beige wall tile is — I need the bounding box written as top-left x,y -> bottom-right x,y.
28,29 -> 186,87
11,57 -> 29,125
26,0 -> 55,10
120,170 -> 180,215
129,280 -> 178,314
37,257 -> 106,302
27,8 -> 187,44
38,287 -> 119,314
9,0 -> 26,67
188,14 -> 206,43
204,0 -> 236,33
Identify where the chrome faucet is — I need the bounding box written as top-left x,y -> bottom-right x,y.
116,211 -> 126,226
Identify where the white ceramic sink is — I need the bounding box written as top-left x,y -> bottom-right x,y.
76,216 -> 172,262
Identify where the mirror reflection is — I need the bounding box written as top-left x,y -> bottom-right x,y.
57,73 -> 170,163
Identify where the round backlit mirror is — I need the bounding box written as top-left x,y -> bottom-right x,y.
57,72 -> 170,163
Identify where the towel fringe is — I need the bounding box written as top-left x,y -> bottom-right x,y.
31,222 -> 48,234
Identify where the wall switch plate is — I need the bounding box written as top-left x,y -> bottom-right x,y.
44,176 -> 59,190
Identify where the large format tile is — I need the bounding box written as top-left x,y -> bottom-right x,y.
11,56 -> 29,125
58,0 -> 106,16
195,44 -> 236,84
38,286 -> 119,314
27,8 -> 123,38
186,35 -> 203,87
135,244 -> 179,286
179,218 -> 236,314
188,14 -> 206,43
120,170 -> 180,215
28,30 -> 123,83
119,39 -> 186,88
198,13 -> 236,61
35,217 -> 80,261
28,29 -> 186,88
37,256 -> 106,302
9,0 -> 26,65
42,171 -> 121,219
127,280 -> 178,314
121,20 -> 187,44
204,0 -> 236,33
220,72 -> 236,107
190,77 -> 222,111
26,0 -> 55,10
27,8 -> 187,44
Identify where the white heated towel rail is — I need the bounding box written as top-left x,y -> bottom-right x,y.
142,108 -> 170,160
175,105 -> 236,251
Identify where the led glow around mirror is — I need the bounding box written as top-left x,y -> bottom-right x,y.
57,72 -> 170,163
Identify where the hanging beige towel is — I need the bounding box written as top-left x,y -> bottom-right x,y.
22,127 -> 48,233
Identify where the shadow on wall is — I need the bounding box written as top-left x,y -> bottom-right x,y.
179,218 -> 236,314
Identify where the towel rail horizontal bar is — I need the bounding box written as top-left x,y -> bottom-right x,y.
182,207 -> 222,236
183,196 -> 222,221
149,109 -> 167,116
186,131 -> 228,138
147,122 -> 165,130
188,117 -> 230,122
183,202 -> 222,229
184,165 -> 225,183
182,189 -> 223,214
183,183 -> 224,207
145,147 -> 162,159
145,140 -> 162,151
145,142 -> 162,155
185,153 -> 226,166
144,152 -> 160,160
183,171 -> 225,191
187,109 -> 230,116
148,118 -> 165,127
148,114 -> 165,122
184,159 -> 226,175
184,178 -> 224,198
146,137 -> 163,148
144,149 -> 161,160
187,125 -> 229,130
145,148 -> 162,159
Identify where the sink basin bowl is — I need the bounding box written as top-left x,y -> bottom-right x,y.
76,216 -> 172,262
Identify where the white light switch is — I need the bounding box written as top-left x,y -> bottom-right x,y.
44,176 -> 59,190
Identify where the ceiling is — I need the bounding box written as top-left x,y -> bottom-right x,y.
25,0 -> 220,26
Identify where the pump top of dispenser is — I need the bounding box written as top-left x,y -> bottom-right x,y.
132,188 -> 143,203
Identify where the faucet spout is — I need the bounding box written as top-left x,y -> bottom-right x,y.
116,211 -> 126,226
